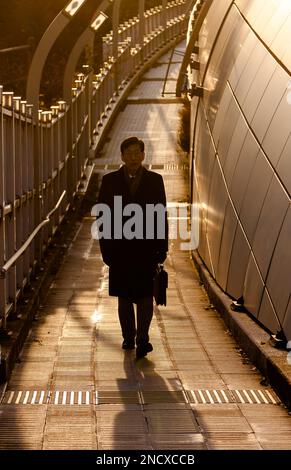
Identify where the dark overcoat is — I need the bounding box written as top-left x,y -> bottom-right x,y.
97,166 -> 168,300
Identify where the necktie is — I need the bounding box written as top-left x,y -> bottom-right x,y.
129,175 -> 136,195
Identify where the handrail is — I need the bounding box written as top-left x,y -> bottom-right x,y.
1,191 -> 66,277
46,190 -> 66,219
0,45 -> 31,54
76,164 -> 95,196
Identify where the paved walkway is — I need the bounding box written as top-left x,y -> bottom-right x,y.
0,44 -> 291,450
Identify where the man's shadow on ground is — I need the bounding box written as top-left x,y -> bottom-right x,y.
111,351 -> 183,450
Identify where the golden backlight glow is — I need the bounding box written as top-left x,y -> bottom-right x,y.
91,309 -> 103,324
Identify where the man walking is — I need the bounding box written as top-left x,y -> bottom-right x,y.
96,136 -> 168,359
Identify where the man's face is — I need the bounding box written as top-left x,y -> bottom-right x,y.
121,144 -> 145,174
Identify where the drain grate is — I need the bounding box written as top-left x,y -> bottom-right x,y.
141,390 -> 187,404
1,389 -> 280,406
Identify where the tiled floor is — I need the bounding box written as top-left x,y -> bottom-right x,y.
0,43 -> 291,450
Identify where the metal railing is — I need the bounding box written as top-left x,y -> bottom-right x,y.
0,0 -> 189,330
102,0 -> 186,60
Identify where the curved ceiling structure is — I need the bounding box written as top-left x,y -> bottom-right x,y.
187,0 -> 291,341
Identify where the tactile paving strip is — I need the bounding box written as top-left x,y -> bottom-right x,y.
1,389 -> 280,405
186,389 -> 280,405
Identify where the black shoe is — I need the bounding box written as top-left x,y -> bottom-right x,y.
122,340 -> 135,350
136,342 -> 153,359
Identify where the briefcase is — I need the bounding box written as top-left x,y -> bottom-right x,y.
153,265 -> 168,306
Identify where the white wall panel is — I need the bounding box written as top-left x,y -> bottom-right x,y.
223,115 -> 249,187
204,8 -> 241,124
238,0 -> 291,62
217,202 -> 238,291
235,38 -> 266,104
236,0 -> 265,19
283,45 -> 291,74
193,102 -> 203,161
251,66 -> 289,142
252,177 -> 289,279
215,19 -> 249,87
258,290 -> 282,334
191,0 -> 291,339
282,297 -> 291,343
270,14 -> 291,62
276,134 -> 291,196
207,162 -> 228,274
242,54 -> 277,123
235,0 -> 251,10
194,111 -> 216,206
212,83 -> 232,145
262,85 -> 291,167
243,253 -> 265,317
216,98 -> 241,167
266,206 -> 291,325
248,1 -> 280,38
239,150 -> 273,242
260,4 -> 291,45
199,0 -> 235,80
199,216 -> 215,278
230,130 -> 260,213
198,213 -> 207,261
261,1 -> 291,46
226,225 -> 250,299
229,30 -> 256,90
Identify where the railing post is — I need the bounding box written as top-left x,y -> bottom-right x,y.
113,0 -> 122,93
33,109 -> 42,268
50,106 -> 60,232
55,101 -> 68,211
139,0 -> 145,48
19,101 -> 28,287
162,0 -> 168,28
13,96 -> 24,295
0,93 -> 17,319
113,0 -> 122,59
0,86 -> 6,330
24,104 -> 35,276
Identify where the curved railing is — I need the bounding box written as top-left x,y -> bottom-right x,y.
0,0 -> 189,330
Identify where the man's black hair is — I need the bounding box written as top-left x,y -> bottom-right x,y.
120,136 -> 145,154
